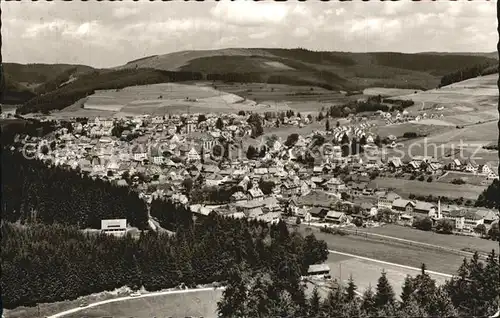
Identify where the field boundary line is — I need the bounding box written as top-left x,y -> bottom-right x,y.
341,227 -> 489,259
328,249 -> 453,278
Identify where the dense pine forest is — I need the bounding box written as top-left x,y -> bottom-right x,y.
1,216 -> 328,309
2,149 -> 149,229
439,62 -> 498,87
218,251 -> 500,317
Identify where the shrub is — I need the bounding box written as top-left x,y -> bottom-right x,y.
435,219 -> 454,234
474,224 -> 487,236
451,178 -> 466,185
352,218 -> 363,227
413,217 -> 433,231
427,177 -> 433,182
403,132 -> 418,139
320,226 -> 347,236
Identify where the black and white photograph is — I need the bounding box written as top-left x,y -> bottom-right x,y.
1,1 -> 499,317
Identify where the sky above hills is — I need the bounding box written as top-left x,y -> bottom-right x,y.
3,1 -> 497,68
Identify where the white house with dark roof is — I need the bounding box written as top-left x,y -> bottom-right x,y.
464,159 -> 479,173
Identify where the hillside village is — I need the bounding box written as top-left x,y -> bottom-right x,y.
12,108 -> 499,238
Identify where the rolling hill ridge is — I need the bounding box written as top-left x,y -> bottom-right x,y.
3,48 -> 498,115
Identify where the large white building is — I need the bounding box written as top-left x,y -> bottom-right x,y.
101,219 -> 127,237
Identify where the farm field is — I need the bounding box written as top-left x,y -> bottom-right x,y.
438,171 -> 493,187
63,289 -> 223,318
378,121 -> 499,162
211,82 -> 356,113
359,224 -> 499,255
395,74 -> 498,127
295,225 -> 466,275
397,74 -> 498,111
363,87 -> 422,97
371,122 -> 452,139
421,120 -> 498,145
325,253 -> 449,300
370,177 -> 486,200
61,82 -> 288,116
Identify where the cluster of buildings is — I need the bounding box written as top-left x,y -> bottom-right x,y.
376,109 -> 444,125
387,155 -> 499,180
13,112 -> 499,237
375,191 -> 499,233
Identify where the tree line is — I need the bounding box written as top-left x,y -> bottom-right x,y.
318,95 -> 415,120
439,62 -> 498,87
1,215 -> 328,309
218,251 -> 500,317
2,149 -> 149,229
476,179 -> 500,209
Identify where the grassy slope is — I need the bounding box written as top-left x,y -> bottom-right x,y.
16,68 -> 201,114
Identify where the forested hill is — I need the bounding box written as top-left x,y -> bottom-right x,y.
1,212 -> 329,309
2,149 -> 149,229
119,48 -> 498,90
1,63 -> 94,105
7,49 -> 497,114
439,62 -> 498,87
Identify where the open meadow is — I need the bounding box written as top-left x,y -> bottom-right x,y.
359,224 -> 499,255
371,122 -> 452,139
438,171 -> 493,187
63,289 -> 223,318
363,87 -> 422,97
59,82 -> 295,117
395,74 -> 498,127
295,225 -> 467,275
370,177 -> 486,200
211,82 -> 357,113
325,253 -> 449,300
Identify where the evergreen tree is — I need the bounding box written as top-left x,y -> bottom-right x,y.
400,275 -> 414,306
412,263 -> 437,312
309,287 -> 321,316
360,135 -> 367,146
374,270 -> 396,309
325,119 -> 330,131
247,145 -> 257,159
198,114 -> 207,123
216,117 -> 224,130
427,286 -> 458,317
345,275 -> 358,302
361,285 -> 376,316
397,296 -> 427,318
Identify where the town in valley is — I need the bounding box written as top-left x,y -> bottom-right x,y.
2,1 -> 499,318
